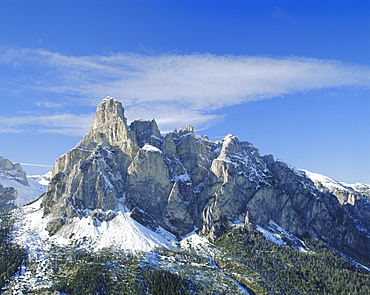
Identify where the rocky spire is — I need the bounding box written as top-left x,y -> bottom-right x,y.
43,97 -> 139,234
91,96 -> 126,129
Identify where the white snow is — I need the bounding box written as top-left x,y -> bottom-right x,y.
0,172 -> 50,207
302,170 -> 348,191
8,194 -> 180,292
172,173 -> 191,183
142,143 -> 162,154
11,191 -> 177,253
302,169 -> 370,206
256,225 -> 286,246
34,171 -> 52,186
53,207 -> 177,252
179,231 -> 217,258
10,198 -> 53,292
180,231 -> 209,249
256,220 -> 312,253
302,169 -> 370,194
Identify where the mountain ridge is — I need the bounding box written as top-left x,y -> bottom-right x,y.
40,96 -> 370,260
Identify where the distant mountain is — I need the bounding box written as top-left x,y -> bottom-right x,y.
0,156 -> 50,209
2,97 -> 369,294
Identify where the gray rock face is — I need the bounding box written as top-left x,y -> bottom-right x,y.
307,174 -> 370,240
0,183 -> 17,211
127,146 -> 172,221
42,96 -> 370,259
130,119 -> 161,148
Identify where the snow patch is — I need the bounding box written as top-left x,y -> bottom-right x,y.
257,220 -> 312,253
142,143 -> 162,154
171,173 -> 191,183
303,170 -> 348,191
52,207 -> 177,252
256,225 -> 286,246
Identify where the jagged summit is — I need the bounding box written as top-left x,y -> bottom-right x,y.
41,96 -> 370,259
91,96 -> 126,129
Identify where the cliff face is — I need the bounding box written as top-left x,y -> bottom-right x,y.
42,97 -> 370,258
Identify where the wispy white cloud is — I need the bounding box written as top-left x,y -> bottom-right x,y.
1,47 -> 370,134
0,113 -> 94,136
35,100 -> 65,108
271,8 -> 292,20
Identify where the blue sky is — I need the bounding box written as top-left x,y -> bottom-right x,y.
0,0 -> 369,183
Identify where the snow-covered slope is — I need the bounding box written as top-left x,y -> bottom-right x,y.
53,208 -> 178,252
302,170 -> 370,205
13,196 -> 177,254
0,172 -> 50,207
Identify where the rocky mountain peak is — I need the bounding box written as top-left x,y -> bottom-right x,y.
41,96 -> 370,260
91,96 -> 126,129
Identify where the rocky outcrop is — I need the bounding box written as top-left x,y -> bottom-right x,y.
0,156 -> 29,211
130,119 -> 161,148
42,96 -> 370,260
0,156 -> 28,186
0,183 -> 17,211
43,97 -> 138,234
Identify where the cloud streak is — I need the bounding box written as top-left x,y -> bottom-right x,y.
1,47 -> 370,134
271,8 -> 292,20
0,113 -> 94,136
20,163 -> 53,168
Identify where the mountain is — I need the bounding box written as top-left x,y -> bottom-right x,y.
2,96 -> 370,294
41,97 -> 370,258
0,156 -> 50,209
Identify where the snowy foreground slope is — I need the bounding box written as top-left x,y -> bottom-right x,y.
8,197 -> 254,294
5,197 -> 177,292
4,169 -> 368,294
14,197 -> 177,253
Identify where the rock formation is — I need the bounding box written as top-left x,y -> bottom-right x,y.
0,156 -> 28,210
0,156 -> 28,186
42,96 -> 370,259
0,183 -> 17,211
0,157 -> 50,210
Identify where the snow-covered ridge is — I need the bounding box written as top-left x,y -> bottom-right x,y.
13,197 -> 177,254
0,171 -> 50,207
303,170 -> 351,191
302,170 -> 370,202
